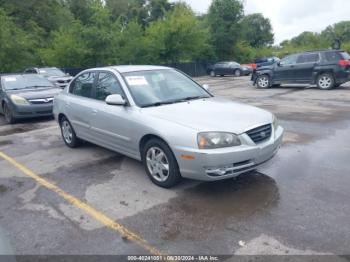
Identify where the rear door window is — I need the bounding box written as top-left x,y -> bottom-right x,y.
296,53 -> 319,64
70,72 -> 96,98
340,52 -> 350,60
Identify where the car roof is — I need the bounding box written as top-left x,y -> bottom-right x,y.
85,65 -> 172,74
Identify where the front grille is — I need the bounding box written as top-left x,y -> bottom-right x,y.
246,124 -> 272,144
29,98 -> 54,104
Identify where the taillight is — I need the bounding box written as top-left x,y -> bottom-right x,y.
338,59 -> 350,67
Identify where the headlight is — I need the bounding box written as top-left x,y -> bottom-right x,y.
10,95 -> 30,105
198,132 -> 241,149
272,115 -> 279,130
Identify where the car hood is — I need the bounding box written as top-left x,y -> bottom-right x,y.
7,88 -> 62,100
256,64 -> 274,70
143,97 -> 273,134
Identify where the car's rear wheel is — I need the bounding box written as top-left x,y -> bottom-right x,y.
142,138 -> 181,188
234,69 -> 241,77
317,73 -> 334,90
256,75 -> 271,88
59,116 -> 80,148
210,71 -> 216,77
3,103 -> 16,124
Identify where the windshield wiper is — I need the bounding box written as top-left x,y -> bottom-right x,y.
142,101 -> 175,108
173,95 -> 209,103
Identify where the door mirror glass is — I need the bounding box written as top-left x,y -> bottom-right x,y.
105,94 -> 126,106
202,84 -> 210,91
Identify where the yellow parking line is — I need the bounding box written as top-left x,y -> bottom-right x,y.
0,151 -> 163,256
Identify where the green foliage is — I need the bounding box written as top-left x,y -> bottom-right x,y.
207,0 -> 244,60
0,9 -> 37,72
38,21 -> 91,68
145,4 -> 213,63
322,21 -> 350,43
240,13 -> 274,48
1,0 -> 350,72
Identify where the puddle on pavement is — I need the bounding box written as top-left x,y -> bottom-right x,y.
159,172 -> 279,241
0,140 -> 13,146
0,185 -> 9,194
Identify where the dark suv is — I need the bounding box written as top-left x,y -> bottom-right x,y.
252,50 -> 350,90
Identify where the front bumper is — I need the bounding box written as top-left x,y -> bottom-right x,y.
174,126 -> 284,181
10,103 -> 54,119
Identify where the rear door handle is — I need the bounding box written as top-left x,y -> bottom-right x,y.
92,109 -> 98,115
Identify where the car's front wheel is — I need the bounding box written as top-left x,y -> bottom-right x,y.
3,103 -> 16,124
142,138 -> 181,188
317,73 -> 334,90
59,116 -> 80,148
256,75 -> 271,88
234,69 -> 241,77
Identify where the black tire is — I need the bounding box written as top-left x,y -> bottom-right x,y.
220,75 -> 224,77
234,69 -> 241,77
3,103 -> 16,124
256,75 -> 271,89
59,116 -> 80,148
209,70 -> 216,77
142,138 -> 181,188
316,73 -> 334,90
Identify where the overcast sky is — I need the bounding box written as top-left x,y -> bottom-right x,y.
171,0 -> 350,44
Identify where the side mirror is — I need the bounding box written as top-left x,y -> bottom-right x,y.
277,61 -> 281,66
203,84 -> 210,91
105,94 -> 126,106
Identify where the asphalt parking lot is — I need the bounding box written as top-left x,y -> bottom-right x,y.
0,76 -> 350,258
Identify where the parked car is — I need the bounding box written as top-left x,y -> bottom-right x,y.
24,67 -> 73,89
252,50 -> 350,90
0,74 -> 62,124
207,61 -> 251,77
53,65 -> 284,188
254,57 -> 280,68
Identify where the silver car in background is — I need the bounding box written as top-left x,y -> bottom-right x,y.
24,67 -> 73,89
53,66 -> 284,188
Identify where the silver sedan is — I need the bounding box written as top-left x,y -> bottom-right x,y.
53,66 -> 284,188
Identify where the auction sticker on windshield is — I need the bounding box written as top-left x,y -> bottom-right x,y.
125,76 -> 149,86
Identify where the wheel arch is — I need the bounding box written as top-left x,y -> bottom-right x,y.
139,134 -> 172,157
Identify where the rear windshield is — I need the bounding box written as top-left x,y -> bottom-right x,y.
324,51 -> 350,62
340,52 -> 350,60
1,75 -> 55,90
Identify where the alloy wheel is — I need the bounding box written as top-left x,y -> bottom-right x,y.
318,76 -> 332,89
61,120 -> 73,144
257,75 -> 269,88
146,147 -> 170,182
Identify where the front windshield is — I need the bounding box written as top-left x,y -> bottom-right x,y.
122,69 -> 211,107
2,75 -> 55,90
39,68 -> 66,77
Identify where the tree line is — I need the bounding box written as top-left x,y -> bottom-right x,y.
0,0 -> 349,73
